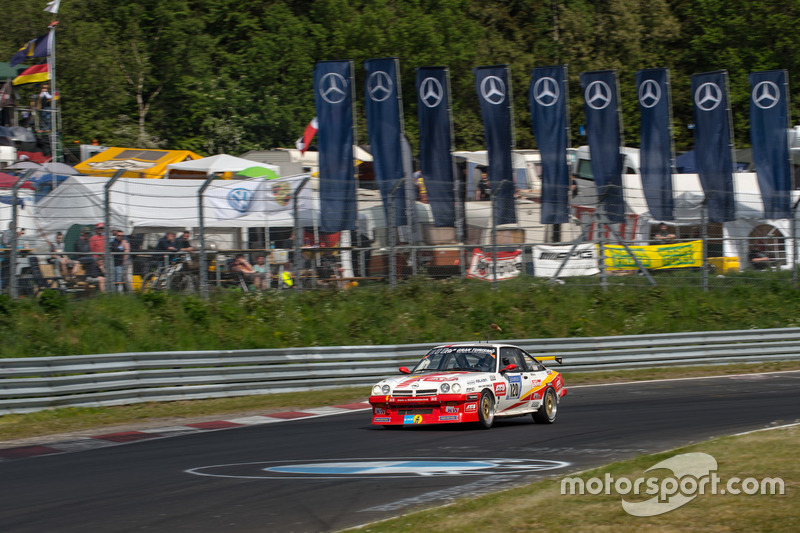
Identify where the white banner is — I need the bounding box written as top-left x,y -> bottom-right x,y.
466,248 -> 523,282
208,179 -> 267,220
264,175 -> 313,216
532,243 -> 599,277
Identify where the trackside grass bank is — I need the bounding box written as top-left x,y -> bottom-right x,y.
2,277 -> 800,358
344,425 -> 799,533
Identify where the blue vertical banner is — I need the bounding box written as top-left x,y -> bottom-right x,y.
750,70 -> 791,219
530,65 -> 569,225
364,57 -> 407,226
691,71 -> 735,223
580,70 -> 624,223
417,66 -> 455,227
314,60 -> 356,232
474,65 -> 516,226
636,68 -> 674,221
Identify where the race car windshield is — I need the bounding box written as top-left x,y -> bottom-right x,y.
412,346 -> 497,373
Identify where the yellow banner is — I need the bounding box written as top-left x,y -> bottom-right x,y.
602,240 -> 703,270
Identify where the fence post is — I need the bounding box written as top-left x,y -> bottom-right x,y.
701,197 -> 708,292
292,177 -> 310,290
198,176 -> 216,299
792,197 -> 800,290
103,170 -> 124,294
388,178 -> 405,288
8,170 -> 35,299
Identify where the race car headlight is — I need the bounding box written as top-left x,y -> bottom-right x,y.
440,383 -> 450,393
381,384 -> 391,395
451,383 -> 462,394
372,384 -> 382,395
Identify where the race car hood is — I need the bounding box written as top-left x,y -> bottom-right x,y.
380,372 -> 474,389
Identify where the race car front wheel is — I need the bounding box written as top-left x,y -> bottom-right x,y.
477,390 -> 495,429
532,387 -> 557,424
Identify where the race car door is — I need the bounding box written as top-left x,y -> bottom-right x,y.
496,347 -> 536,415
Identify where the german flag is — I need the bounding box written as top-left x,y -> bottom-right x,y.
13,63 -> 49,86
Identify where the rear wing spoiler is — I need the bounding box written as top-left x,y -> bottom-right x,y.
537,356 -> 563,365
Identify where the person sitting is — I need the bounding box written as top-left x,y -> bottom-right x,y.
253,255 -> 270,289
50,231 -> 76,280
75,230 -> 105,292
230,254 -> 266,290
748,248 -> 772,270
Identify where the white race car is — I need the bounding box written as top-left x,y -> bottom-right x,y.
369,343 -> 566,429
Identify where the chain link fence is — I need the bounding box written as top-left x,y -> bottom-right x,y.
1,169 -> 798,298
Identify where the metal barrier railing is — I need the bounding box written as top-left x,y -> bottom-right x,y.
2,327 -> 800,414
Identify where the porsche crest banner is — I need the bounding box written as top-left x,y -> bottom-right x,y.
417,66 -> 455,227
532,243 -> 599,277
365,57 -> 407,226
314,60 -> 356,232
603,240 -> 703,271
474,65 -> 516,226
636,68 -> 674,221
580,70 -> 624,223
530,65 -> 570,225
749,70 -> 791,220
264,175 -> 314,216
691,71 -> 735,223
466,248 -> 522,281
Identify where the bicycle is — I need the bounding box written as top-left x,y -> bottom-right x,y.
142,254 -> 197,294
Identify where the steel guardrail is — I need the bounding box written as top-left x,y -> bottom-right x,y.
2,327 -> 800,414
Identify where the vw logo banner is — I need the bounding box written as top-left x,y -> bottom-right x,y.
636,68 -> 675,222
530,65 -> 570,225
416,66 -> 456,228
314,60 -> 357,232
580,70 -> 625,223
691,71 -> 735,223
474,65 -> 517,226
749,70 -> 791,220
364,57 -> 407,227
208,179 -> 267,220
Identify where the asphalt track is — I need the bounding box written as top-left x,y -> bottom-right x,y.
1,371 -> 799,533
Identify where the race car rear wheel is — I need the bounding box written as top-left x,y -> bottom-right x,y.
532,387 -> 557,424
477,390 -> 495,429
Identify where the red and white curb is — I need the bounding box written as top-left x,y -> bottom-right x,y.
0,402 -> 371,462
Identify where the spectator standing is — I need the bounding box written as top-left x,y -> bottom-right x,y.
253,255 -> 270,289
176,231 -> 194,253
478,172 -> 491,201
155,231 -> 178,266
89,222 -> 106,259
110,229 -> 130,291
414,170 -> 428,203
653,223 -> 676,244
36,85 -> 53,132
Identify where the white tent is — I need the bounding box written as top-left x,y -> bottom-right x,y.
33,175 -> 317,251
166,154 -> 279,176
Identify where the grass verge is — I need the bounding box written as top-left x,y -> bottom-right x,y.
344,424 -> 799,532
2,361 -> 800,443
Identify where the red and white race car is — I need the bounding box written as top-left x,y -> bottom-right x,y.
369,343 -> 566,429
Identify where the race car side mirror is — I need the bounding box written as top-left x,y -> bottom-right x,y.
399,367 -> 411,374
500,363 -> 517,373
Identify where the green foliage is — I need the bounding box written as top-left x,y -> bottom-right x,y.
37,289 -> 68,313
1,279 -> 800,358
4,1 -> 797,152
